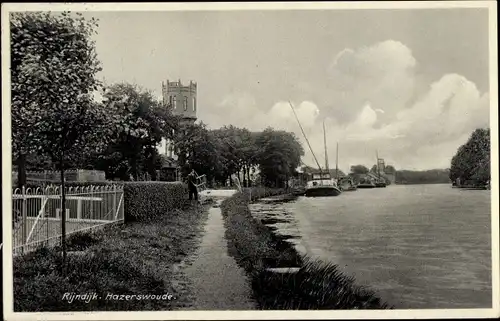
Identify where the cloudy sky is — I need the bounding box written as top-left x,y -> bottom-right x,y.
84,8 -> 490,172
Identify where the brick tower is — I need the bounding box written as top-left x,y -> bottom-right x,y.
158,79 -> 197,181
162,79 -> 197,126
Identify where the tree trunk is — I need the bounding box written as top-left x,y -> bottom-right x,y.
247,167 -> 251,187
131,158 -> 138,181
242,166 -> 247,187
149,148 -> 157,181
17,153 -> 27,189
59,155 -> 67,276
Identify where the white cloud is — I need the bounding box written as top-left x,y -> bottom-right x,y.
325,40 -> 417,124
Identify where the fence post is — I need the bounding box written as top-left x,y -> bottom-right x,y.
77,199 -> 82,220
21,186 -> 27,254
112,185 -> 117,220
120,188 -> 124,221
45,190 -> 49,247
90,185 -> 94,220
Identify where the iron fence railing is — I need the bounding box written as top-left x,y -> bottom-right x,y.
12,184 -> 124,256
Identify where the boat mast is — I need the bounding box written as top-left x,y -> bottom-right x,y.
336,142 -> 339,180
288,101 -> 324,175
376,150 -> 380,180
323,120 -> 329,174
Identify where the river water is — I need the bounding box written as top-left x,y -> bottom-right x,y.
249,184 -> 492,309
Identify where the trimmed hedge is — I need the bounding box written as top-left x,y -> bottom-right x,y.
221,190 -> 392,310
123,182 -> 188,222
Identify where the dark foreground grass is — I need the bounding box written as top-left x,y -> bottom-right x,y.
14,201 -> 208,312
221,190 -> 392,310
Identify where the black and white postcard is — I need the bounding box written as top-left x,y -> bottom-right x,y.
2,1 -> 498,320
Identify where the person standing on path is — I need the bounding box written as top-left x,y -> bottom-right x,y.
187,170 -> 199,201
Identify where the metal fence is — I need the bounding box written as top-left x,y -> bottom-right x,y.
12,184 -> 124,256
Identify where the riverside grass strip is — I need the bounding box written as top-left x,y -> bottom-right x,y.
221,188 -> 392,310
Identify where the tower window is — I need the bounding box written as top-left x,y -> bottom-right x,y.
169,95 -> 172,107
193,97 -> 196,111
183,96 -> 188,111
173,96 -> 177,109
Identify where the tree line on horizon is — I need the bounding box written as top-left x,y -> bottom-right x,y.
342,128 -> 491,186
344,164 -> 452,185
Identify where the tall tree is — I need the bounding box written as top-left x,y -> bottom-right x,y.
10,11 -> 109,273
211,125 -> 243,185
175,122 -> 225,184
450,128 -> 490,185
255,128 -> 304,188
98,83 -> 178,180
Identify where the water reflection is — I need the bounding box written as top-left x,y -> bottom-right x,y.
249,184 -> 492,309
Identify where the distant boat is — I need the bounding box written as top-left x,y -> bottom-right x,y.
453,178 -> 490,190
374,150 -> 387,188
289,102 -> 341,198
341,184 -> 358,192
357,180 -> 376,189
305,172 -> 342,197
337,144 -> 357,192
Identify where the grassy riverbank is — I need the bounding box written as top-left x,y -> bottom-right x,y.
14,201 -> 208,311
221,190 -> 392,310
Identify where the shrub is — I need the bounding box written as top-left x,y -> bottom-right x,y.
124,181 -> 188,222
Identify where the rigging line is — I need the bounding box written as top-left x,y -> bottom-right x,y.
288,101 -> 323,174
